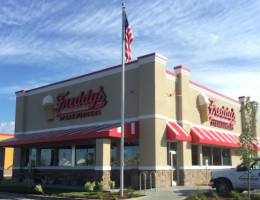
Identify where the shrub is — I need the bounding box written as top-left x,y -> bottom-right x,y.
207,190 -> 219,198
10,177 -> 19,185
252,194 -> 260,200
34,184 -> 44,194
25,178 -> 35,189
97,180 -> 106,191
97,192 -> 103,199
187,191 -> 206,200
230,190 -> 242,200
84,181 -> 95,192
0,179 -> 10,186
109,180 -> 115,189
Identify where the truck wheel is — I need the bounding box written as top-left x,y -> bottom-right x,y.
216,179 -> 231,194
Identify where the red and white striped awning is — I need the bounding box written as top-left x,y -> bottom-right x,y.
167,121 -> 191,141
191,126 -> 260,150
191,126 -> 240,148
0,121 -> 139,147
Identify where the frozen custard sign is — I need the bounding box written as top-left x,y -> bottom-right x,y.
55,86 -> 107,121
208,98 -> 236,130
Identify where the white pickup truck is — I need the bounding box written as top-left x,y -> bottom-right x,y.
210,157 -> 260,193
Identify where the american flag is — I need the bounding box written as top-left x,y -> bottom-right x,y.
124,11 -> 134,63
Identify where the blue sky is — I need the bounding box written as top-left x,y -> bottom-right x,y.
0,0 -> 260,134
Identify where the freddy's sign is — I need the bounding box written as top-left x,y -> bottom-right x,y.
55,86 -> 107,121
208,98 -> 236,130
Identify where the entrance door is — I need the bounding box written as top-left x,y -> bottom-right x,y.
170,150 -> 177,186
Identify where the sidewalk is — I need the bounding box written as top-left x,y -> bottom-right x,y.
136,186 -> 211,200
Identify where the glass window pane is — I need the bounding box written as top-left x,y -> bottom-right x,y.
87,147 -> 95,166
76,149 -> 87,166
31,148 -> 37,167
58,148 -> 72,166
75,145 -> 95,166
222,148 -> 230,166
170,142 -> 177,151
167,142 -> 177,166
124,143 -> 139,166
40,149 -> 52,166
202,146 -> 212,165
213,148 -> 221,166
111,143 -> 117,166
192,145 -> 199,165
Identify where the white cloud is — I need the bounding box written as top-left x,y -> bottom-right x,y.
0,121 -> 15,134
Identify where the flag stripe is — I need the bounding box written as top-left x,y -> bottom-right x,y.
124,12 -> 134,63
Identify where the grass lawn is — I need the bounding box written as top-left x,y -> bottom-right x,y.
0,185 -> 142,199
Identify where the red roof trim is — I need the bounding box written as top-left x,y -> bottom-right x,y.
190,81 -> 241,104
174,65 -> 191,72
166,70 -> 177,77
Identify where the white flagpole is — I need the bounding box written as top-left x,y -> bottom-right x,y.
120,2 -> 126,197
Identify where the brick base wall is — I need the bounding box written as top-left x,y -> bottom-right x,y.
13,169 -> 98,186
111,169 -> 172,189
12,168 -> 174,188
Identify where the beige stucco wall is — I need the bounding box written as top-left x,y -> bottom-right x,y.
96,139 -> 111,167
164,77 -> 177,120
188,87 -> 242,133
231,148 -> 241,166
15,67 -> 140,133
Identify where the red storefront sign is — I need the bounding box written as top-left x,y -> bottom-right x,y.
208,98 -> 236,130
55,86 -> 107,121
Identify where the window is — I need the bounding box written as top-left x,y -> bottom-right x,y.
22,148 -> 30,167
40,147 -> 72,166
58,147 -> 72,166
213,148 -> 221,166
40,149 -> 56,166
111,143 -> 117,166
202,146 -> 212,165
222,148 -> 231,166
202,146 -> 231,166
192,145 -> 199,165
30,148 -> 37,167
251,160 -> 260,170
167,142 -> 177,165
124,143 -> 139,166
75,145 -> 95,166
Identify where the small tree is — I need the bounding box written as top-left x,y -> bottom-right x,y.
238,97 -> 258,199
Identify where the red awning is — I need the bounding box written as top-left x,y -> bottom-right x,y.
0,121 -> 139,147
191,126 -> 240,148
167,121 -> 191,141
191,126 -> 260,150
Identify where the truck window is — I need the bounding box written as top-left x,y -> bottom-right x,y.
251,160 -> 260,170
237,163 -> 247,171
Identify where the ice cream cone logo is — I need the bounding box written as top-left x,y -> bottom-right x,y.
198,94 -> 210,123
42,95 -> 54,121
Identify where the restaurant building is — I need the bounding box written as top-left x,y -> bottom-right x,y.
0,53 -> 259,187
